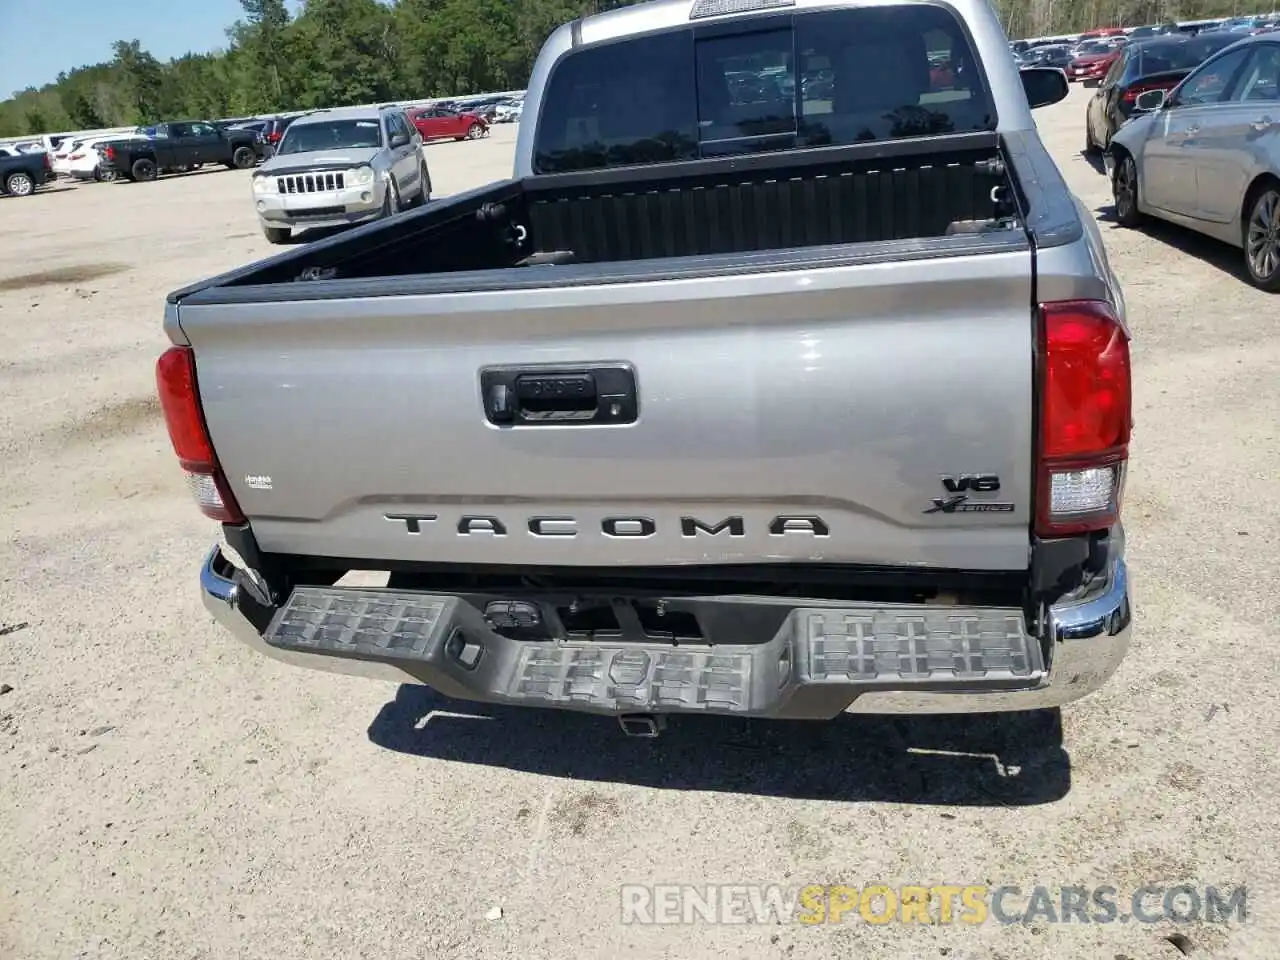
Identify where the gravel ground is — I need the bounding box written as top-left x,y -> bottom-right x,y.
1,91 -> 1277,960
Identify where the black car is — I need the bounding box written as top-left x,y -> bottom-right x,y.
1084,33 -> 1241,152
0,146 -> 53,197
226,119 -> 267,136
257,115 -> 299,157
1126,24 -> 1175,41
1024,44 -> 1073,69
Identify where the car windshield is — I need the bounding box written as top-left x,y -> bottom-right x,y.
1076,41 -> 1109,54
534,3 -> 996,172
277,119 -> 382,154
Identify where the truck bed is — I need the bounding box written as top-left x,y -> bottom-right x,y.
177,133 -> 1020,297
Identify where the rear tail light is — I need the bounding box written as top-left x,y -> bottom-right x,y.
42,152 -> 51,169
156,346 -> 245,523
70,152 -> 85,160
1036,300 -> 1131,537
104,146 -> 115,161
267,131 -> 282,143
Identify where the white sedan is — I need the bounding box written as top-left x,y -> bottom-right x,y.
64,134 -> 143,181
1107,34 -> 1280,291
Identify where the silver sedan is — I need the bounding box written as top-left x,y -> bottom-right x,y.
1106,34 -> 1280,290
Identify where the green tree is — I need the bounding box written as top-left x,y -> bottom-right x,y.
290,0 -> 399,108
110,40 -> 167,123
24,107 -> 47,134
395,0 -> 450,96
227,0 -> 294,110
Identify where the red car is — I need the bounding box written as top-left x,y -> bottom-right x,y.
408,105 -> 489,142
1068,41 -> 1121,84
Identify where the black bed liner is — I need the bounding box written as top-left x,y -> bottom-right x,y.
171,131 -> 1026,305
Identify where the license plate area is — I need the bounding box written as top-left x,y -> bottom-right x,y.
482,596 -> 708,644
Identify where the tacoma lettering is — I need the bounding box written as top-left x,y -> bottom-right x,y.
680,516 -> 745,537
385,513 -> 437,534
602,516 -> 657,538
528,517 -> 577,537
768,515 -> 831,537
457,516 -> 507,535
385,513 -> 832,537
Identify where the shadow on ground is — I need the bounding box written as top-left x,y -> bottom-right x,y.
1094,201 -> 1246,281
369,685 -> 1070,806
1079,148 -> 1107,175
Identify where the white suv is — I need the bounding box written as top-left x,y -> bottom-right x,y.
249,105 -> 431,244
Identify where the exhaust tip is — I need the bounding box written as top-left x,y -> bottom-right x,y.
618,714 -> 665,738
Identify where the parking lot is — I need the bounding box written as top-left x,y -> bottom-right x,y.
1,87 -> 1278,960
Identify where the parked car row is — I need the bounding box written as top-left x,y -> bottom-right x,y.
1084,32 -> 1245,151
1011,13 -> 1280,66
1100,32 -> 1280,291
2,90 -> 524,199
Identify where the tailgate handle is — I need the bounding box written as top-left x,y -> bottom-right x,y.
481,364 -> 637,426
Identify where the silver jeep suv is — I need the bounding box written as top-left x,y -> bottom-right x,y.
250,105 -> 432,244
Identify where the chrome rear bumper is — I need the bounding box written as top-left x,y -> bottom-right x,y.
201,546 -> 1130,718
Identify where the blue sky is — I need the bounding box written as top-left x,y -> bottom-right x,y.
0,0 -> 250,98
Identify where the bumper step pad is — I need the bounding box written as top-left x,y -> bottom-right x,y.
262,586 -> 1046,717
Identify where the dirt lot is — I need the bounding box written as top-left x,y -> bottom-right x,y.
1,91 -> 1278,960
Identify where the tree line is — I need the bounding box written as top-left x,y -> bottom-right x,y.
0,0 -> 629,137
993,0 -> 1270,43
1,0 -> 1273,138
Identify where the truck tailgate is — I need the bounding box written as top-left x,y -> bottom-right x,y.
177,245 -> 1035,571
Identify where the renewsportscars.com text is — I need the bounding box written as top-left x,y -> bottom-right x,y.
620,884 -> 1248,926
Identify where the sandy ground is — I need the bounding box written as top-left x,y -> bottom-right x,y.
1,93 -> 1278,960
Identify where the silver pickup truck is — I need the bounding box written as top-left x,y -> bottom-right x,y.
160,0 -> 1133,735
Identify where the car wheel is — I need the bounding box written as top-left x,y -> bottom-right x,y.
232,146 -> 256,169
466,123 -> 484,140
1113,153 -> 1143,227
262,225 -> 291,245
1243,183 -> 1280,292
4,171 -> 35,196
415,162 -> 430,205
131,158 -> 157,182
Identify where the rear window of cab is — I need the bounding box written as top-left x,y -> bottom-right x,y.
533,4 -> 996,172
